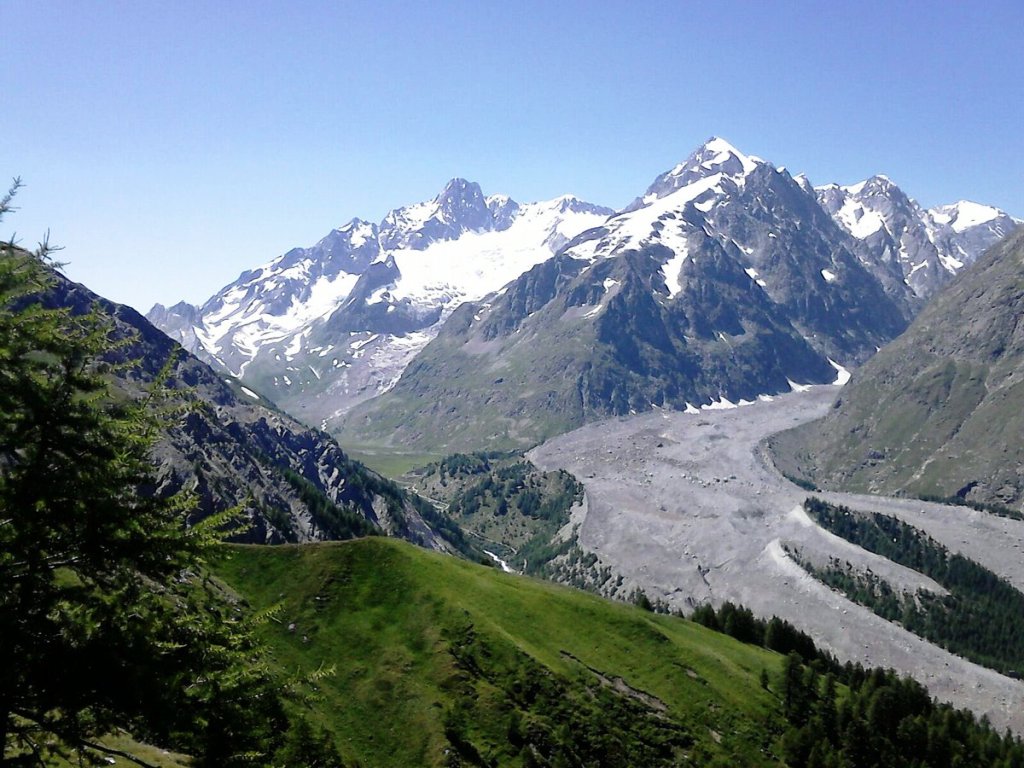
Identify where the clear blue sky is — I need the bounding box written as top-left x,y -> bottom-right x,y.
3,0 -> 1022,312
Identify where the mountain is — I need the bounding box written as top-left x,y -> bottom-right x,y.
215,538 -> 1023,767
816,175 -> 1020,299
773,227 -> 1024,511
338,138 -> 913,452
218,538 -> 782,766
148,182 -> 613,431
36,258 -> 459,549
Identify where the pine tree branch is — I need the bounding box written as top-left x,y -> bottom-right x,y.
77,737 -> 161,768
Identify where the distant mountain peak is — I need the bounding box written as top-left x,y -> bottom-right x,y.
814,173 -> 1019,299
695,136 -> 760,170
666,136 -> 762,183
929,200 -> 1006,232
625,137 -> 765,213
338,217 -> 372,232
380,178 -> 495,249
436,177 -> 482,204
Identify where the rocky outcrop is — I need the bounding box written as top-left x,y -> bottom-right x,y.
43,266 -> 459,549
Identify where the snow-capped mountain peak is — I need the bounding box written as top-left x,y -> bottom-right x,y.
929,200 -> 1005,233
689,136 -> 761,177
814,174 -> 1020,298
379,177 -> 516,250
625,137 -> 765,213
149,180 -> 613,424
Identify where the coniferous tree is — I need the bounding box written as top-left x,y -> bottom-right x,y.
0,184 -> 283,766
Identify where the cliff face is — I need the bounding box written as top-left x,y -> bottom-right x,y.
42,264 -> 457,549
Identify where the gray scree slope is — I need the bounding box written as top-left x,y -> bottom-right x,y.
529,386 -> 1024,732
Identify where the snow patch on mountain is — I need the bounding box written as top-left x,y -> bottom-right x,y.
661,245 -> 690,298
929,201 -> 1001,233
387,197 -> 608,309
828,358 -> 852,386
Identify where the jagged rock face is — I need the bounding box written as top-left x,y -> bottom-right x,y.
41,267 -> 454,550
147,182 -> 613,431
341,138 -> 914,452
146,300 -> 205,356
673,159 -> 909,363
379,178 -> 511,250
816,176 -> 1020,300
149,138 -> 1016,451
779,227 -> 1024,511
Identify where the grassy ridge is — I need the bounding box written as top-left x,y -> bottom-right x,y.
214,538 -> 785,767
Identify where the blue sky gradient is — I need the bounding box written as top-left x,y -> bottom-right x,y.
3,0 -> 1022,311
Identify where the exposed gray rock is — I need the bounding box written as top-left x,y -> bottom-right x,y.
43,265 -> 457,550
779,227 -> 1024,511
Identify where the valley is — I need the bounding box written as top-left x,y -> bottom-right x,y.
9,8 -> 1024,764
528,384 -> 1024,731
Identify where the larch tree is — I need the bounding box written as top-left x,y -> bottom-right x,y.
0,181 -> 284,767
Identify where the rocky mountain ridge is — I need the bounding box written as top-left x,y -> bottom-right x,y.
149,181 -> 613,430
774,226 -> 1024,510
150,138 -> 1018,449
815,174 -> 1020,299
40,260 -> 458,549
339,138 -> 917,450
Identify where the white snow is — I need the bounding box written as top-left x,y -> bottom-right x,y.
684,403 -> 700,414
702,396 -> 738,411
744,267 -> 767,287
787,379 -> 812,393
240,386 -> 260,400
938,251 -> 964,273
700,137 -> 760,176
349,334 -> 380,352
284,331 -> 305,359
821,268 -> 837,283
195,270 -> 361,375
933,201 -> 1001,233
345,220 -> 375,248
700,392 -> 780,411
595,176 -> 725,261
387,199 -> 608,311
835,196 -> 885,238
564,238 -> 602,263
828,358 -> 851,386
661,244 -> 690,298
367,286 -> 391,305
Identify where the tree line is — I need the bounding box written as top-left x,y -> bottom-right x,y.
801,497 -> 1024,676
691,602 -> 1024,767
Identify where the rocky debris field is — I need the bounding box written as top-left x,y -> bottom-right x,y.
529,386 -> 1024,732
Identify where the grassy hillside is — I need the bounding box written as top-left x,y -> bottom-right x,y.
214,538 -> 786,767
775,228 -> 1024,511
